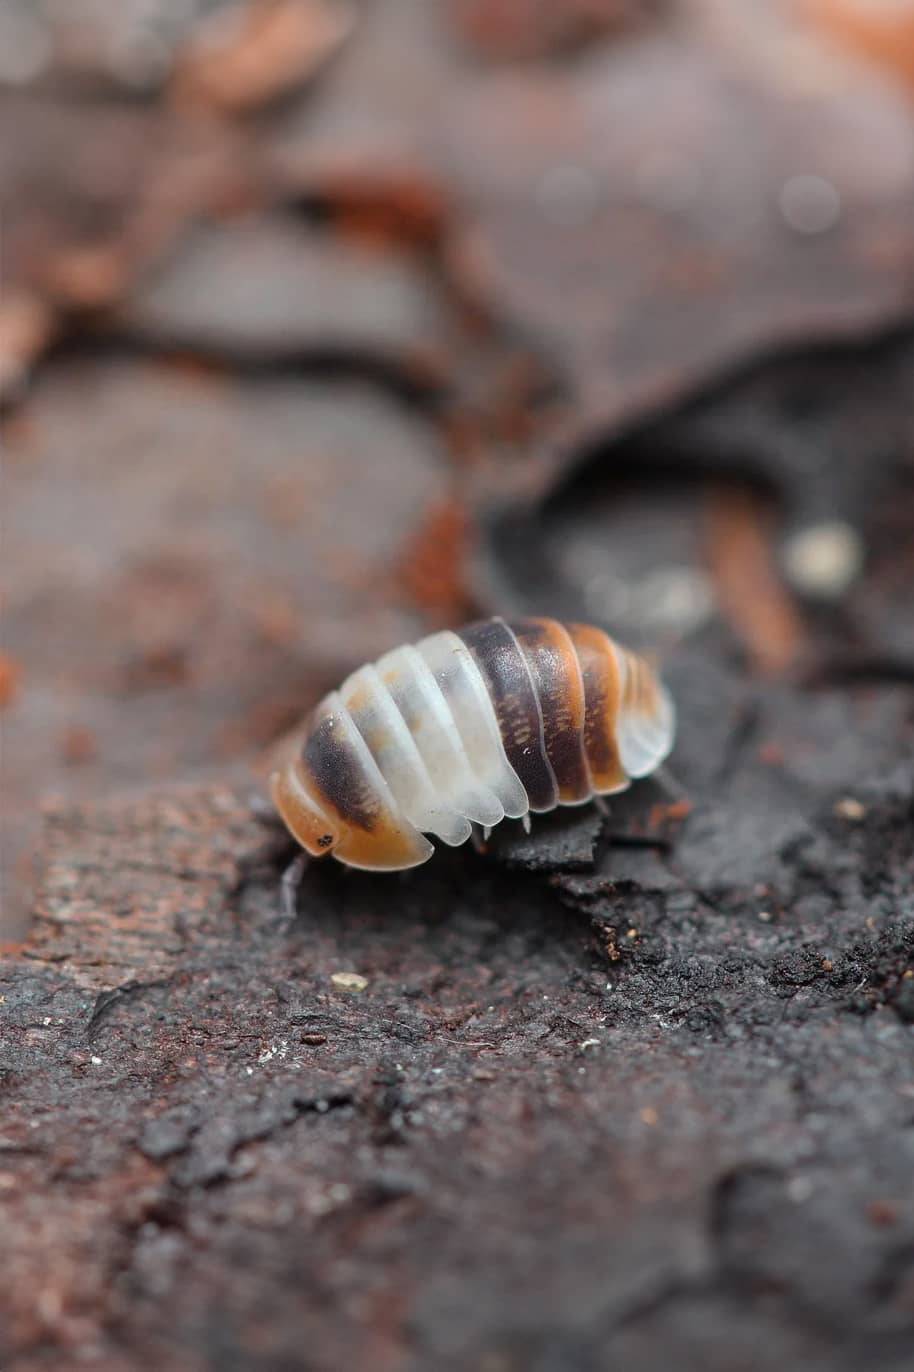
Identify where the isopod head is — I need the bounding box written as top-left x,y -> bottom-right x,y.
270,745 -> 434,872
270,760 -> 343,859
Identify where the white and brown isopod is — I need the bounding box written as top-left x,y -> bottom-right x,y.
271,617 -> 675,872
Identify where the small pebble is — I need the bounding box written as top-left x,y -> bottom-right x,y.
782,521 -> 863,599
331,972 -> 368,993
788,1175 -> 814,1203
834,796 -> 866,822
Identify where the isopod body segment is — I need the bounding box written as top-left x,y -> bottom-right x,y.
271,617 -> 675,871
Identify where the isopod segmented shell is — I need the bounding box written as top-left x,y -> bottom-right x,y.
271,617 -> 675,871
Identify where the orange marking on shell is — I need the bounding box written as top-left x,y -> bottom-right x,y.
622,648 -> 661,718
332,816 -> 433,871
341,684 -> 399,761
272,757 -> 432,870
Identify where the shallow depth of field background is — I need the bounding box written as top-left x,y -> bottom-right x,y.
2,0 -> 914,937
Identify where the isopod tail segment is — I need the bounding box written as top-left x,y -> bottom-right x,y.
269,616 -> 676,873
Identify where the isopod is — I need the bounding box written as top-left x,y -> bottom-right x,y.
271,616 -> 675,873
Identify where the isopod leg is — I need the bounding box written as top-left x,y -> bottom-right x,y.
594,795 -> 610,817
470,825 -> 489,854
280,852 -> 309,923
653,765 -> 687,801
521,814 -> 531,835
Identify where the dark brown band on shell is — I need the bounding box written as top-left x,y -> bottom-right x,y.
301,705 -> 378,832
565,622 -> 627,793
458,617 -> 558,812
508,617 -> 591,804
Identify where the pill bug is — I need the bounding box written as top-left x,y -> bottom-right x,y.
271,616 -> 675,873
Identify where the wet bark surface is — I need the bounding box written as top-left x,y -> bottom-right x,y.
2,1 -> 914,1368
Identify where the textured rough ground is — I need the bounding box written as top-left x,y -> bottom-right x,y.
2,662 -> 912,1370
